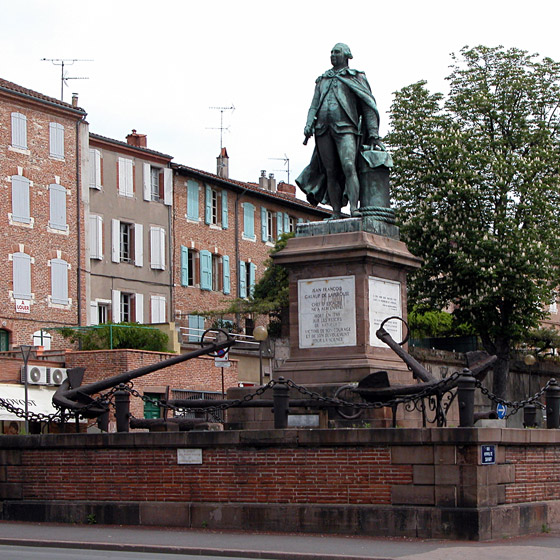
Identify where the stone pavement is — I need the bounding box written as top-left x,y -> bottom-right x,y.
0,521 -> 559,559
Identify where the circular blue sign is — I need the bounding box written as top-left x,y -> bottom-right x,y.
496,403 -> 507,419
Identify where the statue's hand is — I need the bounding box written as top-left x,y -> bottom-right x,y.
304,125 -> 314,138
368,136 -> 386,151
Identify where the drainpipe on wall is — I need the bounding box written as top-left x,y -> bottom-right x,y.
75,111 -> 83,326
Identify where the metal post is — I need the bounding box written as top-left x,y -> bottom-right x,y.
20,345 -> 33,434
97,401 -> 109,432
457,369 -> 476,427
115,384 -> 130,432
273,378 -> 289,429
545,378 -> 560,429
523,404 -> 538,428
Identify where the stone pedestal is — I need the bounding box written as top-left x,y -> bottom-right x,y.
273,227 -> 422,386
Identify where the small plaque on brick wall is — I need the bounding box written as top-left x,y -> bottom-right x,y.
481,445 -> 496,465
177,448 -> 202,465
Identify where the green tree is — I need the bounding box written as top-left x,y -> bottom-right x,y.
387,45 -> 560,398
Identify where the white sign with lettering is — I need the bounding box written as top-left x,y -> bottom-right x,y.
369,277 -> 402,348
177,448 -> 203,465
298,276 -> 356,348
15,299 -> 30,314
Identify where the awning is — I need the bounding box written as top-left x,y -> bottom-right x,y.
0,384 -> 58,421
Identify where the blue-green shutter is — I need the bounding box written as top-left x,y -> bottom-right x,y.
249,262 -> 256,297
261,207 -> 267,242
223,255 -> 231,294
187,180 -> 199,220
244,203 -> 255,240
284,213 -> 290,232
239,260 -> 247,298
180,246 -> 189,286
205,185 -> 212,224
222,191 -> 228,229
188,314 -> 205,342
276,211 -> 283,237
200,250 -> 212,291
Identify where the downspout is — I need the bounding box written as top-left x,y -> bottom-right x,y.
168,170 -> 174,324
75,117 -> 82,325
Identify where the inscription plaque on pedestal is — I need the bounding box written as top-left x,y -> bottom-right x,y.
369,277 -> 402,348
298,276 -> 356,348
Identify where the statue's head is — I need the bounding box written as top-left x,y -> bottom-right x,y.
331,43 -> 352,68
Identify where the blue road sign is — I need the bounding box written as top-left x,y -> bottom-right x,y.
496,403 -> 507,419
481,445 -> 496,465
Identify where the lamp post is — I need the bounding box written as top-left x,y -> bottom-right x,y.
20,345 -> 33,434
253,326 -> 269,386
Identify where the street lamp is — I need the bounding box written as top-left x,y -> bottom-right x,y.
253,326 -> 268,386
20,345 -> 33,434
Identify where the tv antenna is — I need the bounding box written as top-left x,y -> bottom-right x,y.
207,105 -> 235,151
269,154 -> 290,184
41,58 -> 93,102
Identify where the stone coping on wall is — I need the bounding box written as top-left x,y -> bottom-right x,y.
1,427 -> 558,450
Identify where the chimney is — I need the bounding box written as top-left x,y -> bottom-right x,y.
71,93 -> 79,108
217,147 -> 229,178
277,181 -> 296,196
126,129 -> 147,148
268,173 -> 277,192
259,170 -> 268,190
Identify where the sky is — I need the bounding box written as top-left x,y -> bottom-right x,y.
3,0 -> 560,187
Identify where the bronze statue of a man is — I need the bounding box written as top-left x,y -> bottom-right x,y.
296,43 -> 386,219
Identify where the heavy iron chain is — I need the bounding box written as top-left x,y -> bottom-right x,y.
0,397 -> 63,423
473,377 -> 554,418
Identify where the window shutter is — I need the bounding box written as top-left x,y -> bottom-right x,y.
49,184 -> 67,230
111,219 -> 120,262
143,163 -> 151,201
205,185 -> 212,224
89,215 -> 103,259
49,122 -> 64,158
220,190 -> 228,228
297,217 -> 303,224
51,259 -> 69,305
89,149 -> 102,189
118,158 -> 133,197
261,207 -> 267,242
180,245 -> 189,286
135,293 -> 144,324
200,250 -> 212,290
90,302 -> 99,326
11,175 -> 30,224
248,262 -> 256,297
163,168 -> 173,205
244,203 -> 255,240
150,295 -> 166,323
12,252 -> 31,299
150,227 -> 165,270
188,314 -> 204,342
134,223 -> 144,267
112,290 -> 121,323
239,260 -> 247,298
11,112 -> 27,149
187,180 -> 199,220
223,255 -> 230,294
284,213 -> 290,233
277,211 -> 283,237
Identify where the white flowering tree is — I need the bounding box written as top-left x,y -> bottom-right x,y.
387,45 -> 560,398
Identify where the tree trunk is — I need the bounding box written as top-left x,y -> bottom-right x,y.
480,334 -> 510,400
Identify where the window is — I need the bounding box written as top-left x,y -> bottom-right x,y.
120,292 -> 132,322
243,203 -> 255,240
49,123 -> 64,158
11,112 -> 27,149
150,295 -> 166,323
97,303 -> 109,324
239,260 -> 247,298
89,149 -> 102,189
12,252 -> 31,299
89,215 -> 103,260
263,208 -> 274,242
180,245 -> 196,287
50,258 -> 69,305
150,226 -> 165,270
246,262 -> 256,297
289,216 -> 296,233
33,330 -> 52,350
11,175 -> 31,224
187,180 -> 199,220
112,220 -> 143,266
118,157 -> 134,197
143,164 -> 172,204
111,290 -> 142,323
49,184 -> 67,231
188,314 -> 205,342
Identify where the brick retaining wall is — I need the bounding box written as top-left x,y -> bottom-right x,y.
1,427 -> 559,540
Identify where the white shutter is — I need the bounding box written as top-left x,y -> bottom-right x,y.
111,219 -> 120,262
51,259 -> 69,305
163,168 -> 173,205
118,157 -> 133,197
150,227 -> 165,270
90,302 -> 99,325
11,112 -> 27,149
135,293 -> 144,324
12,252 -> 31,299
49,184 -> 67,230
89,215 -> 103,259
49,123 -> 64,158
150,296 -> 166,323
89,149 -> 101,189
134,223 -> 143,267
112,290 -> 121,323
143,163 -> 151,201
11,175 -> 30,223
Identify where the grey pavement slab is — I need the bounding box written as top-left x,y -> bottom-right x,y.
0,521 -> 559,559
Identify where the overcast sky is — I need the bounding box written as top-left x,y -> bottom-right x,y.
3,0 -> 560,187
